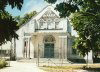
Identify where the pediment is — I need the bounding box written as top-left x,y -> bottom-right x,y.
33,5 -> 60,20
38,9 -> 60,22
42,9 -> 59,19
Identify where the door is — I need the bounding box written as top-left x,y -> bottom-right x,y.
44,43 -> 54,58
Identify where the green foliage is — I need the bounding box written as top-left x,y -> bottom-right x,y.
14,16 -> 21,22
46,0 -> 100,17
0,11 -> 19,45
0,59 -> 8,68
55,2 -> 79,17
44,0 -> 57,4
0,0 -> 36,46
0,0 -> 23,11
0,0 -> 23,46
16,11 -> 37,26
73,0 -> 100,13
74,38 -> 90,56
71,12 -> 100,56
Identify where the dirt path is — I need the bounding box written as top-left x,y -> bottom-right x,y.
0,61 -> 45,72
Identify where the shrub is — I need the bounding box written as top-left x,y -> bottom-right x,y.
0,59 -> 8,68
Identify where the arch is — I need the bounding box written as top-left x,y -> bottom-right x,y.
43,35 -> 55,43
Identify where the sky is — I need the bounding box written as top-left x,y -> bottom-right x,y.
5,0 -> 63,17
5,0 -> 77,36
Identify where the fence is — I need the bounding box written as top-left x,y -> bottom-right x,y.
36,44 -> 72,67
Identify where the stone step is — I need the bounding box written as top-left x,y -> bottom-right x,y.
17,58 -> 72,66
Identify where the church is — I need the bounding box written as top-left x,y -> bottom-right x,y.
15,5 -> 74,59
0,5 -> 89,63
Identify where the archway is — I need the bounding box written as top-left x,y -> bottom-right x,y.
43,35 -> 55,58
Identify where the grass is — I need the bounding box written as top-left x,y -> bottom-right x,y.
0,59 -> 8,69
41,64 -> 100,72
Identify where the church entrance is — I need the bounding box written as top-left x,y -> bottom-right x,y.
44,35 -> 55,58
44,43 -> 54,58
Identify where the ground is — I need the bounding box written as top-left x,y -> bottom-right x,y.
0,61 -> 45,72
41,64 -> 100,72
0,61 -> 100,72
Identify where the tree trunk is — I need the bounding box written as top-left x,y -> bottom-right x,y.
86,52 -> 89,68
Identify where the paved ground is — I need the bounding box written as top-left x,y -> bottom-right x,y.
0,61 -> 45,72
0,61 -> 98,72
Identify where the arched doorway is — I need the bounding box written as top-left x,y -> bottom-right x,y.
44,35 -> 55,58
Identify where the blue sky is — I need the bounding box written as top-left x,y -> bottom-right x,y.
6,0 -> 47,17
5,0 -> 63,17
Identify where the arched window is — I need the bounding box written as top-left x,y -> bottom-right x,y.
44,35 -> 55,43
39,19 -> 44,29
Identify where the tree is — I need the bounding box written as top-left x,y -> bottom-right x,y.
45,0 -> 100,58
71,12 -> 100,56
14,16 -> 21,22
16,11 -> 37,26
0,11 -> 19,45
0,0 -> 23,45
0,0 -> 23,11
0,0 -> 37,45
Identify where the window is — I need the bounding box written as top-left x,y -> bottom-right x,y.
47,18 -> 52,29
55,22 -> 59,29
39,21 -> 43,28
23,38 -> 28,58
39,19 -> 44,29
44,35 -> 55,43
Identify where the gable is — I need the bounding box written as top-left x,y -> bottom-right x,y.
18,5 -> 60,29
38,9 -> 60,24
33,5 -> 60,20
42,9 -> 59,19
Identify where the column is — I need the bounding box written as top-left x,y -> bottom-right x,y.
22,37 -> 25,58
29,37 -> 34,58
63,37 -> 67,59
59,36 -> 62,60
27,37 -> 30,59
67,37 -> 72,58
59,36 -> 67,59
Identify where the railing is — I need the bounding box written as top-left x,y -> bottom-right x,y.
35,28 -> 63,30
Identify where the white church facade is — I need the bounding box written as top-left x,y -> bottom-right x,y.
15,5 -> 74,59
